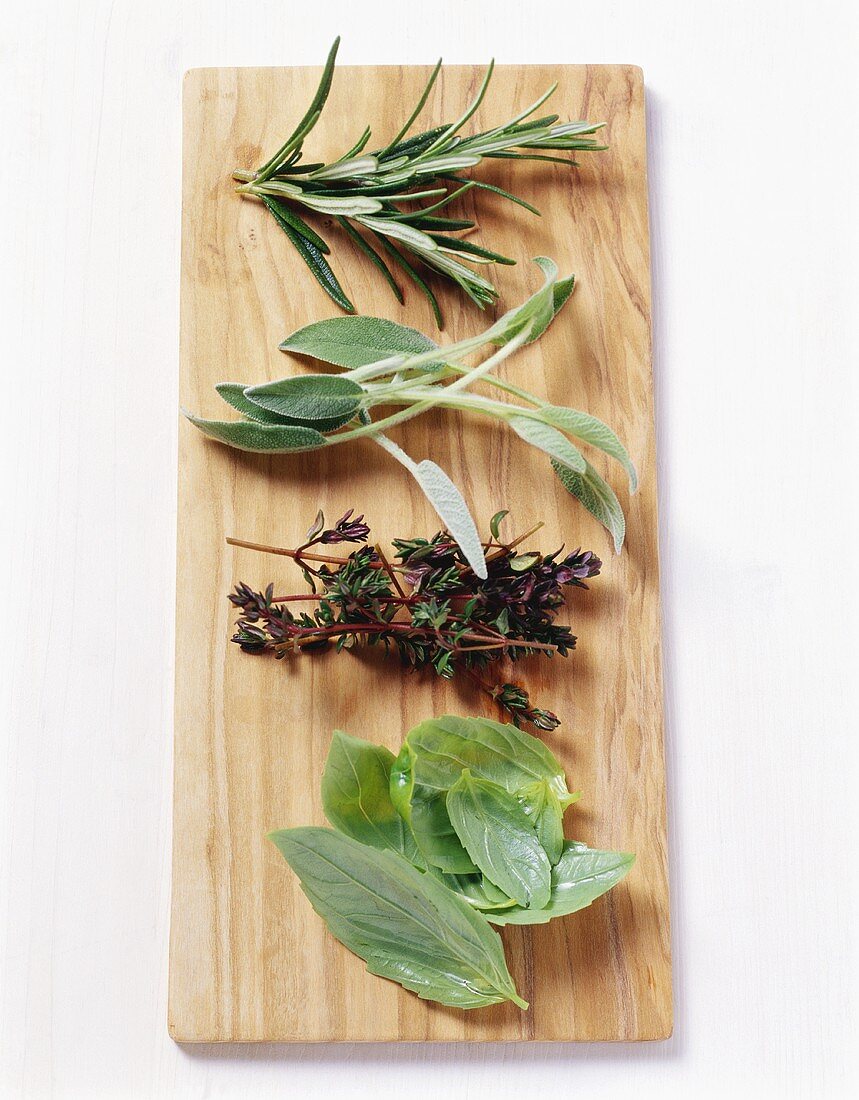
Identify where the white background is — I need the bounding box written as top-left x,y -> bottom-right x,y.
1,1 -> 857,1097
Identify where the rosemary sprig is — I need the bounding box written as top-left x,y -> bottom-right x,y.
228,509 -> 601,731
235,37 -> 607,324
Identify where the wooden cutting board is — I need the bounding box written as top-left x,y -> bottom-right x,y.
170,61 -> 671,1042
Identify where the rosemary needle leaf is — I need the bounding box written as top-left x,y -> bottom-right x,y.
261,195 -> 331,254
336,217 -> 404,304
262,197 -> 355,313
238,41 -> 605,321
372,234 -> 443,329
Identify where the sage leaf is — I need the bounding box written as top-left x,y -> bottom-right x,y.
446,771 -> 551,909
215,382 -> 299,424
552,457 -> 626,553
280,315 -> 440,369
214,382 -> 354,432
244,374 -> 364,423
183,413 -> 327,453
409,460 -> 488,580
321,730 -> 425,869
517,780 -> 567,866
268,826 -> 527,1009
540,405 -> 637,491
552,274 -> 576,316
507,414 -> 586,473
491,256 -> 558,346
487,842 -> 635,926
373,433 -> 487,580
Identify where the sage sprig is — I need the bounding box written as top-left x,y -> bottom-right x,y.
185,259 -> 637,572
235,37 -> 607,324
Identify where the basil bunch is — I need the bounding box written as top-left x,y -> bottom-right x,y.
269,716 -> 634,1009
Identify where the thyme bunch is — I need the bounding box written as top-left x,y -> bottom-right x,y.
228,509 -> 600,731
235,38 -> 606,325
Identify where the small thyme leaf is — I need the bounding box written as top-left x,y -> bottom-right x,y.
226,509 -> 602,731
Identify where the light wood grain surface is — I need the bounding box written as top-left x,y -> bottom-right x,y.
170,62 -> 670,1042
3,1 -> 858,1095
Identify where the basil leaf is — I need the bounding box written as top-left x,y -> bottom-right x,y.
280,315 -> 440,369
268,826 -> 527,1009
552,457 -> 626,553
392,715 -> 575,808
446,772 -> 551,909
389,743 -> 478,874
424,867 -> 517,911
182,413 -> 327,452
390,715 -> 574,874
507,415 -> 587,473
244,374 -> 364,422
541,405 -> 637,491
321,730 -> 425,869
517,780 -> 566,866
487,842 -> 635,926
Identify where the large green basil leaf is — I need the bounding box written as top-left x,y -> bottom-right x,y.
516,779 -> 569,866
486,841 -> 634,926
321,730 -> 424,869
269,826 -> 527,1009
390,715 -> 574,875
427,869 -> 517,912
446,772 -> 551,909
389,742 -> 477,874
392,715 -> 575,806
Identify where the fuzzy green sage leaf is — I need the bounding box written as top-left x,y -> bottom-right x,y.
244,374 -> 364,422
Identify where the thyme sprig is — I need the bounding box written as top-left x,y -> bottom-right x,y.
229,509 -> 600,731
235,37 -> 606,324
